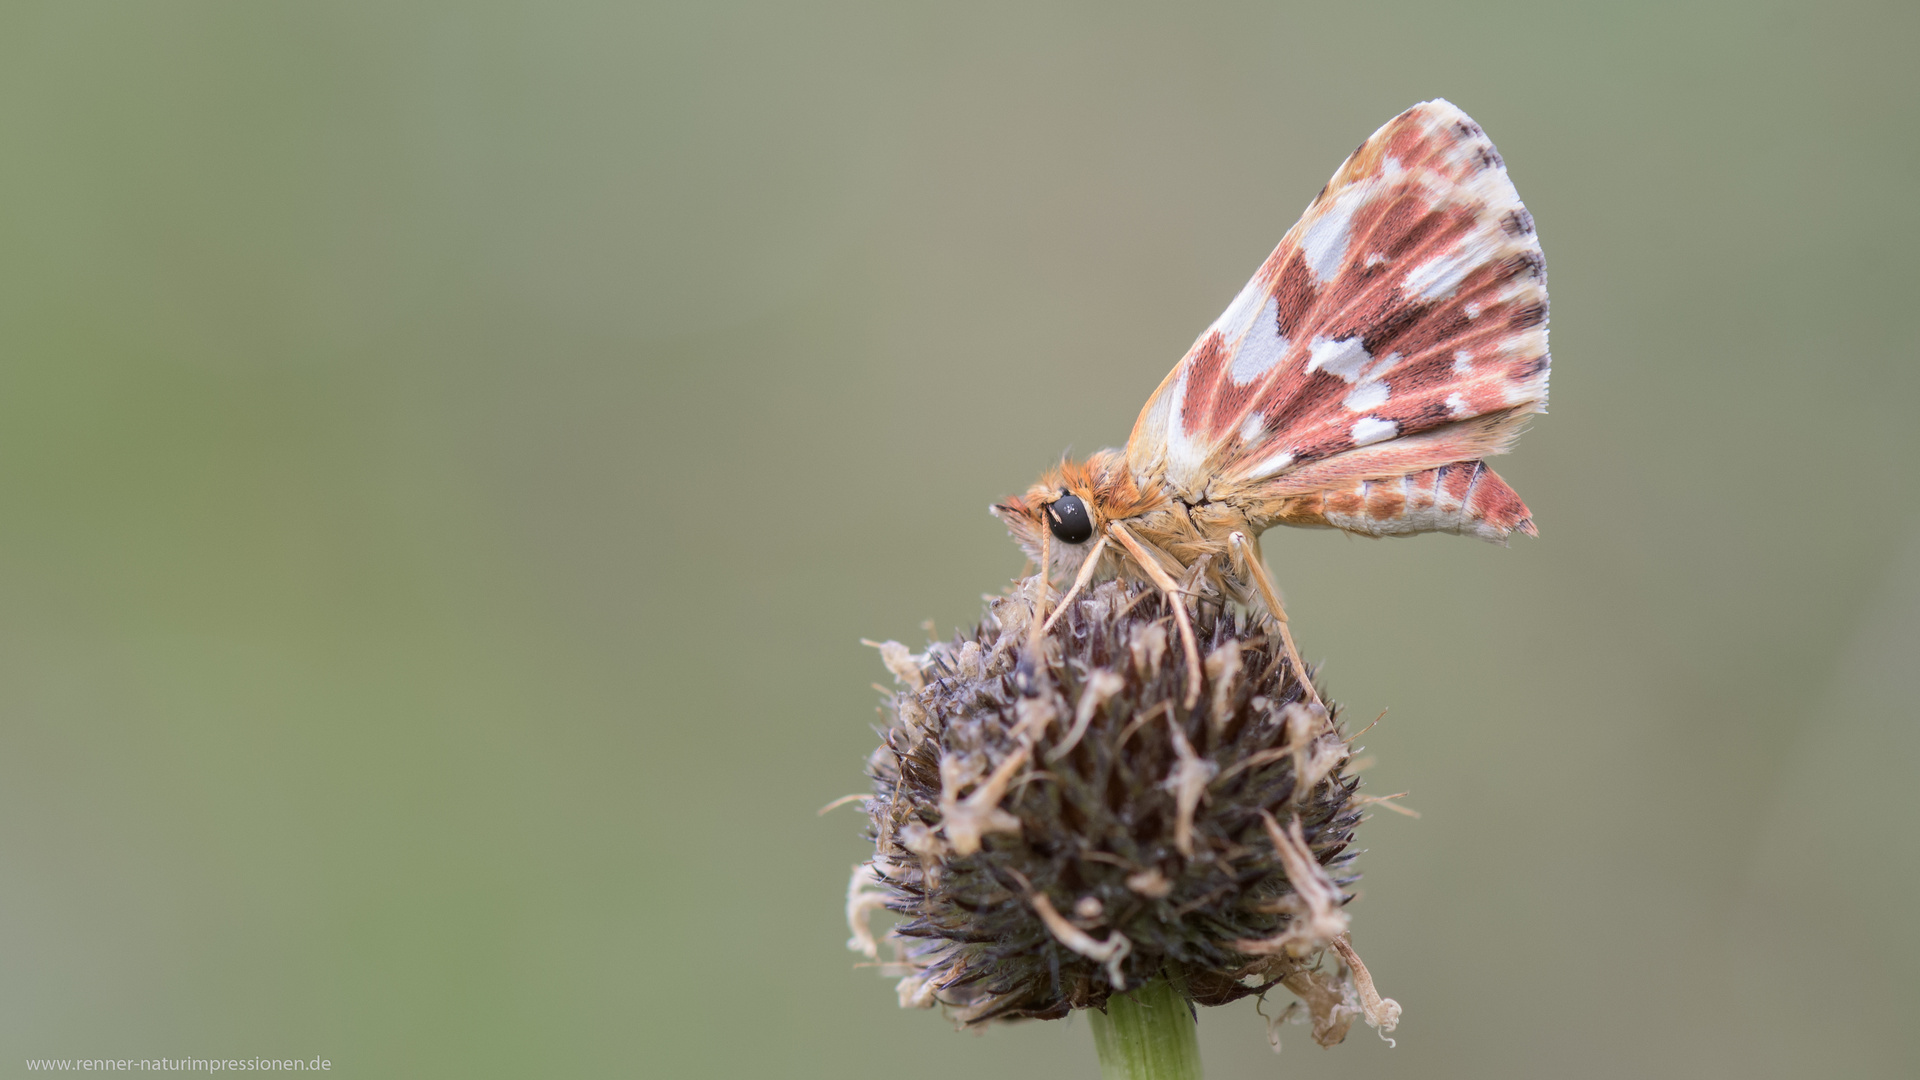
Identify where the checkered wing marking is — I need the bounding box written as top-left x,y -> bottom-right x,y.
1126,99 -> 1549,503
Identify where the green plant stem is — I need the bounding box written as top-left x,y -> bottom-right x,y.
1088,978 -> 1204,1080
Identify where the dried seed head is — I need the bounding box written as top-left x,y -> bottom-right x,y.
847,577 -> 1397,1042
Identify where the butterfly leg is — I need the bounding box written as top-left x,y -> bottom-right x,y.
1107,522 -> 1203,709
1041,534 -> 1109,635
1229,531 -> 1321,706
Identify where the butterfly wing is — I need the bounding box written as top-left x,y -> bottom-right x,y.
1270,460 -> 1539,543
1126,100 -> 1549,524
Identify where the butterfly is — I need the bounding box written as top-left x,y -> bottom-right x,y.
994,100 -> 1549,704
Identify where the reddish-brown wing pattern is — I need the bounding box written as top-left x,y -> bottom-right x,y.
1273,461 -> 1537,542
1127,100 -> 1548,529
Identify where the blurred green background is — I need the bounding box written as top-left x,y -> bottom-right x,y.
1,2 -> 1915,1077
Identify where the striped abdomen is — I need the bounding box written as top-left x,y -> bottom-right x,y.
1274,460 -> 1536,544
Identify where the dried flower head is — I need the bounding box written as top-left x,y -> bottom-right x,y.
845,577 -> 1400,1045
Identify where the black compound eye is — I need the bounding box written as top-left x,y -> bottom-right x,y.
1044,492 -> 1094,544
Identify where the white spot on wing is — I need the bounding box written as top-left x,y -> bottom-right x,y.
1446,391 -> 1468,417
1163,370 -> 1209,494
1305,336 -> 1373,383
1344,381 -> 1389,412
1502,380 -> 1538,407
1301,187 -> 1365,282
1351,416 -> 1398,446
1246,449 -> 1295,479
1239,411 -> 1265,443
1228,295 -> 1288,385
1404,248 -> 1477,300
1453,350 -> 1474,373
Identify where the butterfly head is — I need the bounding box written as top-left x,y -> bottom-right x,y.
994,475 -> 1094,575
992,450 -> 1157,576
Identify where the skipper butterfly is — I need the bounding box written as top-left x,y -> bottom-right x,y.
995,100 -> 1549,702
